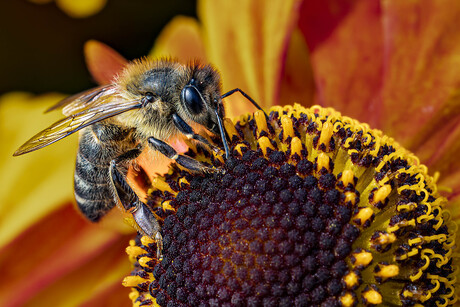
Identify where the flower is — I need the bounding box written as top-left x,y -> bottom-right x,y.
2,0 -> 460,306
124,105 -> 457,306
121,0 -> 460,306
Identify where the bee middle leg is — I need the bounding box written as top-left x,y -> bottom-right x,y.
109,148 -> 163,258
172,112 -> 230,159
172,114 -> 218,151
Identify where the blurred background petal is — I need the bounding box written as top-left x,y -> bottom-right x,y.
199,0 -> 303,117
84,40 -> 128,85
0,93 -> 75,248
150,16 -> 206,63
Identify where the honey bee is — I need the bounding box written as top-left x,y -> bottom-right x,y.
14,58 -> 262,257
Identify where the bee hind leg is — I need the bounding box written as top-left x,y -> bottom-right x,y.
109,150 -> 163,259
148,136 -> 215,173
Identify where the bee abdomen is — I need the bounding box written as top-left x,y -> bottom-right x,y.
74,124 -> 130,222
74,195 -> 113,222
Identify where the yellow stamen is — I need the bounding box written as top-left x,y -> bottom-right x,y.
161,200 -> 174,211
122,275 -> 148,287
318,120 -> 333,151
234,143 -> 248,156
281,115 -> 294,140
178,177 -> 189,188
372,184 -> 391,205
340,292 -> 355,307
344,271 -> 360,289
151,177 -> 174,194
254,110 -> 268,136
354,207 -> 374,226
362,288 -> 382,305
397,202 -> 417,212
316,153 -> 330,172
375,264 -> 399,280
224,118 -> 238,140
352,250 -> 373,267
373,232 -> 396,245
344,191 -> 357,205
126,245 -> 146,258
140,235 -> 155,246
258,136 -> 275,156
213,151 -> 225,164
290,137 -> 302,158
138,256 -> 153,268
341,170 -> 355,187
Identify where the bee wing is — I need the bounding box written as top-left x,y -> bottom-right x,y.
14,97 -> 142,156
45,84 -> 118,116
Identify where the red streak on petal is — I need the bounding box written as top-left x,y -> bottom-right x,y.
300,0 -> 384,125
0,203 -> 130,306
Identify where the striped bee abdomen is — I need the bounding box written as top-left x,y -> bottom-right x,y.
74,123 -> 135,222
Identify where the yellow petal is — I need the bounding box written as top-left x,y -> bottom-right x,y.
0,92 -> 77,248
199,0 -> 302,117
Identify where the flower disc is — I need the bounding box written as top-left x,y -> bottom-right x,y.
124,104 -> 457,307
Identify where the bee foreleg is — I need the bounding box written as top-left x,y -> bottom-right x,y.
172,113 -> 219,153
109,151 -> 163,259
148,137 -> 215,173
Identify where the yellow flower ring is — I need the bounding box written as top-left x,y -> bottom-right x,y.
123,105 -> 457,306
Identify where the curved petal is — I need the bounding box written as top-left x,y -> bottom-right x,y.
278,28 -> 315,107
199,0 -> 303,117
149,16 -> 206,63
0,93 -> 76,248
0,203 -> 131,306
300,0 -> 384,125
84,40 -> 129,85
379,1 -> 460,148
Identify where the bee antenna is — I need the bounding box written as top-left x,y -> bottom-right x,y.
221,88 -> 268,119
215,109 -> 230,159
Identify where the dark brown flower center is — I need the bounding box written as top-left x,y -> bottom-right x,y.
124,105 -> 457,307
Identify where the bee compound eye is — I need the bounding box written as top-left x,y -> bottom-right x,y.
181,85 -> 204,114
144,92 -> 155,103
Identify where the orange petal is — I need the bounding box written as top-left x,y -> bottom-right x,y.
150,16 -> 206,63
0,93 -> 76,248
445,187 -> 460,224
278,28 -> 315,107
300,0 -> 384,126
379,1 -> 460,147
0,203 -> 132,306
199,0 -> 302,117
432,123 -> 460,204
84,40 -> 128,85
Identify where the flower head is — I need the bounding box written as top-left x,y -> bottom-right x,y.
124,105 -> 457,306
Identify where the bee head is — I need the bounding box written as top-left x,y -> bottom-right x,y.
179,64 -> 224,135
117,59 -> 225,136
